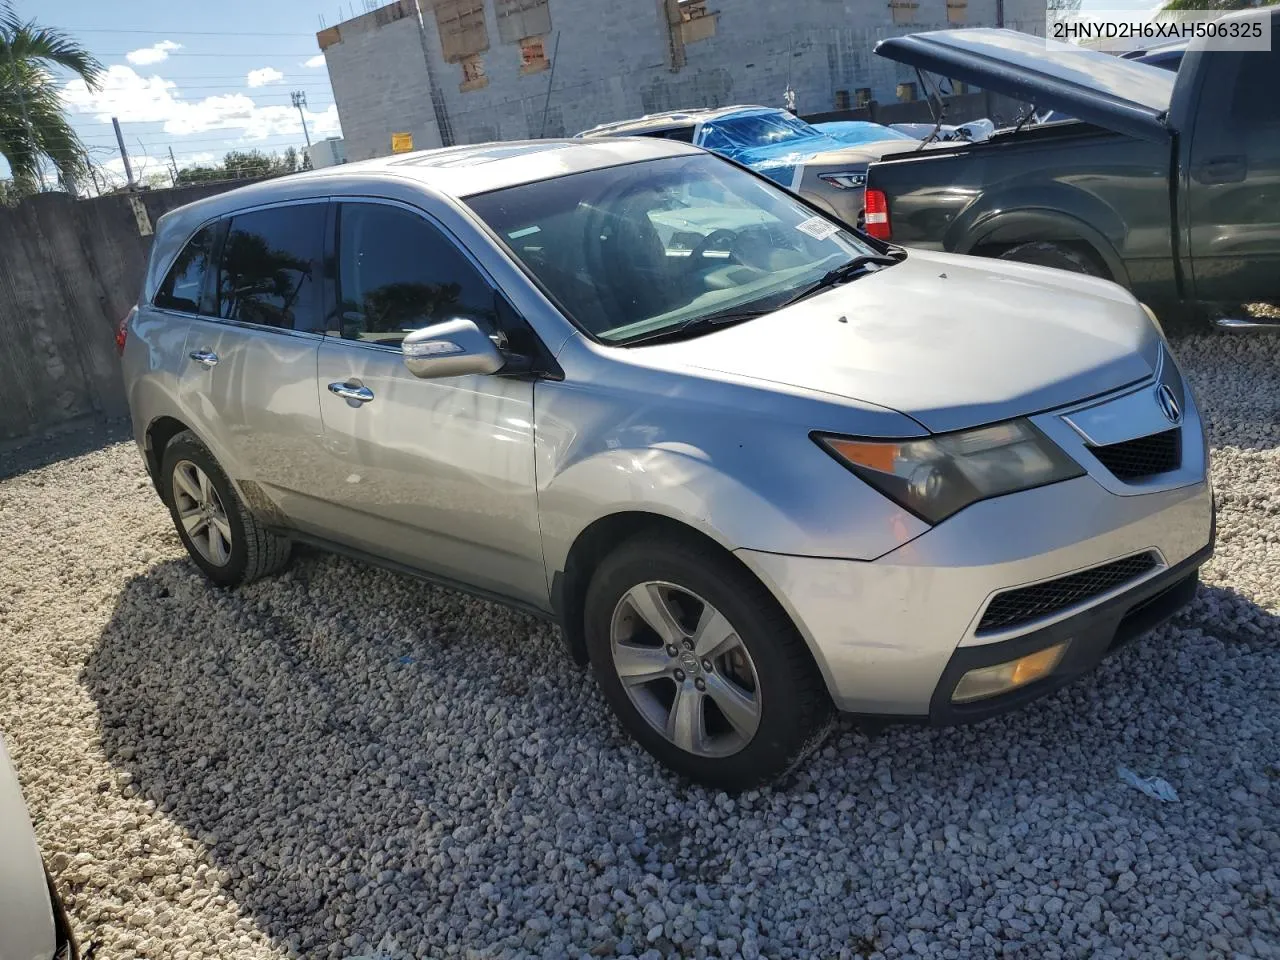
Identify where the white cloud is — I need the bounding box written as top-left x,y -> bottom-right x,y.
125,40 -> 181,66
63,65 -> 343,141
303,54 -> 326,68
246,67 -> 284,88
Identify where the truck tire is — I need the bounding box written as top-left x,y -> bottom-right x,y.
997,241 -> 1105,278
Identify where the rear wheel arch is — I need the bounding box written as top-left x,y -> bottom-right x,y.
961,210 -> 1129,286
145,415 -> 192,495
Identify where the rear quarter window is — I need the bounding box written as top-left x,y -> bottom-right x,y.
154,226 -> 216,314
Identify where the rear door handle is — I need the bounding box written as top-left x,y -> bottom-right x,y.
328,381 -> 375,405
189,350 -> 219,368
1194,155 -> 1247,184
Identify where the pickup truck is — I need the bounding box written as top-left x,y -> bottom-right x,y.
863,8 -> 1280,329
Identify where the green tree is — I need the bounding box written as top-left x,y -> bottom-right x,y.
175,147 -> 308,186
0,2 -> 102,192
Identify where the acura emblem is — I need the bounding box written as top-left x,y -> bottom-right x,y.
1156,384 -> 1182,424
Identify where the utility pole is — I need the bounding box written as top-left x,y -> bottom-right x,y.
112,117 -> 135,188
168,146 -> 179,187
291,91 -> 313,148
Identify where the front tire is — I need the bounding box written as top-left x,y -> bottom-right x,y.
584,533 -> 832,790
160,430 -> 291,587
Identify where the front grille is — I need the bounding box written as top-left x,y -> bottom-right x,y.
977,552 -> 1161,634
1089,429 -> 1181,481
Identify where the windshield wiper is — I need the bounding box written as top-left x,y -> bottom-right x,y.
779,252 -> 904,308
622,307 -> 769,346
621,251 -> 906,346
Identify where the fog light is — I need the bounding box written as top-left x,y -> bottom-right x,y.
951,642 -> 1069,703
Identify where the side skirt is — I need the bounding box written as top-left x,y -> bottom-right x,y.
268,527 -> 559,625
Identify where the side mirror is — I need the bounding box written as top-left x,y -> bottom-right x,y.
402,318 -> 505,379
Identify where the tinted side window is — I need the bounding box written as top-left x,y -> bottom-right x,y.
643,127 -> 695,144
155,226 -> 215,313
217,204 -> 325,331
333,203 -> 498,345
1230,47 -> 1280,125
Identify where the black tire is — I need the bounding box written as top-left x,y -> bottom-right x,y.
997,241 -> 1105,277
160,430 -> 291,587
584,532 -> 833,791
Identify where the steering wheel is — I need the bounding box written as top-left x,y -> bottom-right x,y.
685,229 -> 741,271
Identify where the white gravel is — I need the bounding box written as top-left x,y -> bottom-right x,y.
1,334 -> 1278,960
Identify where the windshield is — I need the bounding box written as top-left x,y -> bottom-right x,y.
465,154 -> 881,344
704,111 -> 818,148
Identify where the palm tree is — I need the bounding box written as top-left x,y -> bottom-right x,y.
0,2 -> 101,192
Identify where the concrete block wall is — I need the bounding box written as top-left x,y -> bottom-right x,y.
322,8 -> 446,161
323,0 -> 1047,159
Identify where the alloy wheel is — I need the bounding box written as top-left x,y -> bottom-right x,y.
610,581 -> 762,758
171,460 -> 233,566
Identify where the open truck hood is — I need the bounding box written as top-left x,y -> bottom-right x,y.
874,28 -> 1176,143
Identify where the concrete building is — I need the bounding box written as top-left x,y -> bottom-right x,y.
318,0 -> 1046,162
306,136 -> 348,168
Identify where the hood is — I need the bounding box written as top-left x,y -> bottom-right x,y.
641,249 -> 1161,434
874,27 -> 1175,142
0,737 -> 56,960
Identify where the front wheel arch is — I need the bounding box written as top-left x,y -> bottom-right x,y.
554,512 -> 745,665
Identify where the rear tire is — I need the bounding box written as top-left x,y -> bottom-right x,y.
997,241 -> 1105,277
584,532 -> 833,790
160,430 -> 291,587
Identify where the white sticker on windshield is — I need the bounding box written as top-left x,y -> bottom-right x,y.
796,216 -> 840,241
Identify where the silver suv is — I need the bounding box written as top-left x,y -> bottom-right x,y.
121,138 -> 1213,789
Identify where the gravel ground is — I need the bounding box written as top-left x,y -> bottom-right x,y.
1,334 -> 1277,960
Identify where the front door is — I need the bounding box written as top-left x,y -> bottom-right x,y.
180,201 -> 328,526
312,200 -> 545,608
1185,42 -> 1280,303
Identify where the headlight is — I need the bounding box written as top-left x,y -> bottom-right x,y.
815,420 -> 1084,524
817,172 -> 867,190
1139,301 -> 1168,342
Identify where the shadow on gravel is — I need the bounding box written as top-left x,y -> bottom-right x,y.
0,417 -> 131,482
82,554 -> 1279,958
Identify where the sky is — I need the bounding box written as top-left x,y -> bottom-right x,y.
12,0 -> 1168,190
10,0 -> 354,189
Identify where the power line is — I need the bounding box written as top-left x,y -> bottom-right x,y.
89,51 -> 321,58
51,28 -> 316,37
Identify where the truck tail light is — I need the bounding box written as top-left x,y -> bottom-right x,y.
116,307 -> 135,357
863,188 -> 891,240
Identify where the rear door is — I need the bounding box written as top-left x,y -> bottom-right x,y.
180,201 -> 328,524
311,199 -> 544,607
1184,44 -> 1280,303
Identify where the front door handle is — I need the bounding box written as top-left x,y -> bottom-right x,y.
189,350 -> 219,368
328,381 -> 375,405
1194,155 -> 1247,184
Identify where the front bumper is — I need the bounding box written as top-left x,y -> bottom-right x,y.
929,539 -> 1209,725
737,474 -> 1214,718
